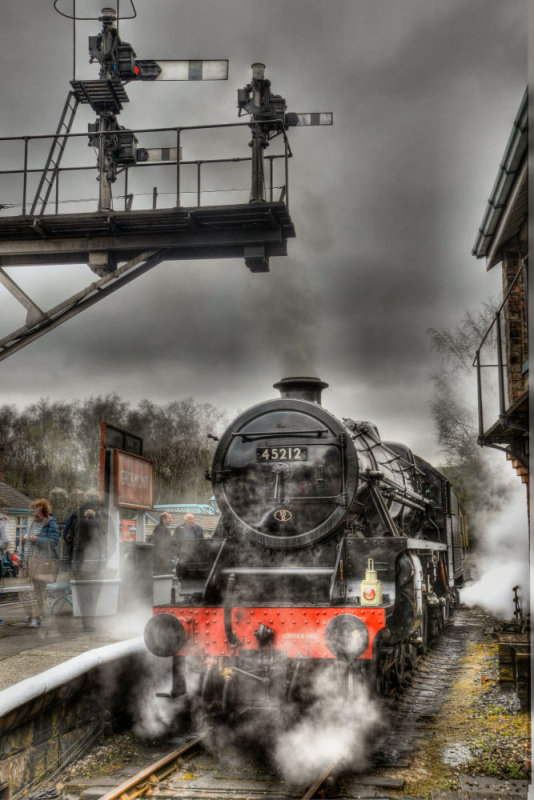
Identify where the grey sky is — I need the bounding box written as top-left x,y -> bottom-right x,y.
0,0 -> 527,463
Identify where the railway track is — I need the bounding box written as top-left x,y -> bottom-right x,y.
97,735 -> 206,800
91,733 -> 339,800
370,606 -> 481,769
54,607 -> 493,800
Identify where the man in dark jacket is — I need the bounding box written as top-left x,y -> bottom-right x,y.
70,493 -> 113,631
173,513 -> 204,541
152,512 -> 176,574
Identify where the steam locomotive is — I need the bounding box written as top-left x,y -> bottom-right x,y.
144,377 -> 465,712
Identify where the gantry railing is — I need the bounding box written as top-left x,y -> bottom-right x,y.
0,119 -> 292,217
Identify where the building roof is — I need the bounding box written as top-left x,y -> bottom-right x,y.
154,503 -> 218,515
0,481 -> 32,511
145,510 -> 220,535
144,502 -> 220,534
472,89 -> 528,269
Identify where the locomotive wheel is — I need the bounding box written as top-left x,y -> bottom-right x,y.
221,676 -> 240,722
200,666 -> 217,709
372,649 -> 393,697
198,667 -> 226,726
370,652 -> 383,696
381,666 -> 394,697
429,604 -> 442,642
417,605 -> 429,654
393,643 -> 407,686
405,642 -> 417,671
442,597 -> 450,624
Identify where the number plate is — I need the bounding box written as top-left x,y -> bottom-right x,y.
256,446 -> 308,462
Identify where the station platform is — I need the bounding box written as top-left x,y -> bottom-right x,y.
0,576 -> 151,692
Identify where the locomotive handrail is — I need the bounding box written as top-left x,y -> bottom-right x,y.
231,429 -> 329,440
221,567 -> 335,575
202,538 -> 226,601
330,537 -> 346,604
274,494 -> 348,504
381,489 -> 428,512
224,573 -> 239,649
362,469 -> 431,507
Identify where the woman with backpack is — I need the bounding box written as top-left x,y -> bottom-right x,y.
21,498 -> 60,628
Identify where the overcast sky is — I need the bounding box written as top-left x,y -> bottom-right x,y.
0,0 -> 527,465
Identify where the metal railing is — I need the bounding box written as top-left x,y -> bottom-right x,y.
473,258 -> 528,441
0,119 -> 292,216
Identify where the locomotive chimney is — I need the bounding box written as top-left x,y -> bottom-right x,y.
273,377 -> 329,405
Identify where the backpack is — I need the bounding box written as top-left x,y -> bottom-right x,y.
0,552 -> 16,578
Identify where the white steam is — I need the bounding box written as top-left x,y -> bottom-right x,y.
130,654 -> 188,739
274,667 -> 382,784
460,462 -> 529,619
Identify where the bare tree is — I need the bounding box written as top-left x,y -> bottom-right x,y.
428,300 -> 516,538
0,395 -> 226,505
428,301 -> 497,465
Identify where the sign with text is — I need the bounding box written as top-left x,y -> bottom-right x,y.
113,450 -> 154,510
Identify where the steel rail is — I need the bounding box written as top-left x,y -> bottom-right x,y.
300,761 -> 339,800
96,734 -> 204,800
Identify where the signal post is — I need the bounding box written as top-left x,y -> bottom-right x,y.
0,6 -> 332,361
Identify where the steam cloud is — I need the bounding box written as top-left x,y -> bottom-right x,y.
195,663 -> 383,786
273,667 -> 382,783
459,457 -> 529,619
130,655 -> 192,740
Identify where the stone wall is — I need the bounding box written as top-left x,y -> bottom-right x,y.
0,654 -> 147,796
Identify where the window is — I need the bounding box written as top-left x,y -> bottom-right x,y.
15,515 -> 29,551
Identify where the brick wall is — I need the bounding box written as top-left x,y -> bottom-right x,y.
502,250 -> 528,406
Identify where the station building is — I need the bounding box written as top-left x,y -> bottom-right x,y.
119,502 -> 221,541
472,89 -> 528,503
0,475 -> 32,552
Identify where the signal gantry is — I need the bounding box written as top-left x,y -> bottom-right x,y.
0,5 -> 332,361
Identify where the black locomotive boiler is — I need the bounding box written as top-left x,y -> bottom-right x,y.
144,377 -> 465,711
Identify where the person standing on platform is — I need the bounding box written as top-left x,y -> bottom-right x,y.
151,512 -> 176,574
62,490 -> 88,569
0,496 -> 9,624
173,513 -> 204,541
70,492 -> 112,632
22,498 -> 60,628
0,497 -> 9,557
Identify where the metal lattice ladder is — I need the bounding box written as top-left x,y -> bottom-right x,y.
30,92 -> 79,216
